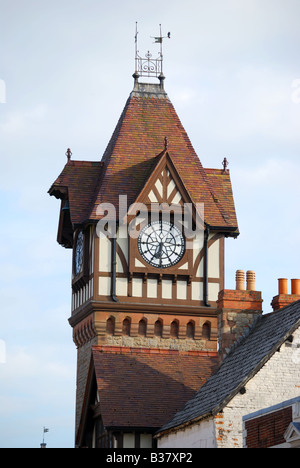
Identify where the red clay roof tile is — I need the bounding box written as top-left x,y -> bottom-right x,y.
48,160 -> 103,226
92,346 -> 219,429
49,86 -> 238,234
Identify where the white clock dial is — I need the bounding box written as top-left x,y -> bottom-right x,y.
137,220 -> 185,269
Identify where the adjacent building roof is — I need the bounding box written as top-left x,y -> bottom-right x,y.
92,346 -> 219,430
157,300 -> 300,436
48,81 -> 239,239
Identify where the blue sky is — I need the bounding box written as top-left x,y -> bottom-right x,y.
0,0 -> 300,448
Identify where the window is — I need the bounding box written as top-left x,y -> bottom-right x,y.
112,432 -> 154,448
140,433 -> 153,448
123,433 -> 135,448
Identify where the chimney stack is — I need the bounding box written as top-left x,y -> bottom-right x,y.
278,278 -> 288,295
218,270 -> 263,359
235,270 -> 256,291
246,271 -> 256,291
291,279 -> 300,295
271,278 -> 300,311
236,270 -> 245,291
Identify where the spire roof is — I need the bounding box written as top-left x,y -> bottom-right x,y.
88,84 -> 238,231
49,81 -> 239,238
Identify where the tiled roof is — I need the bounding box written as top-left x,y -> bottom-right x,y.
205,169 -> 238,230
157,300 -> 300,435
89,91 -> 238,231
92,346 -> 219,429
48,160 -> 103,226
49,84 -> 238,234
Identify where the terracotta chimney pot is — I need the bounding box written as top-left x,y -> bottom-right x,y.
278,278 -> 288,295
247,271 -> 256,291
236,270 -> 245,291
291,279 -> 300,295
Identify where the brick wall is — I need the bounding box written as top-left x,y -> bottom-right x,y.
215,327 -> 300,448
75,338 -> 97,436
245,406 -> 292,448
217,289 -> 263,358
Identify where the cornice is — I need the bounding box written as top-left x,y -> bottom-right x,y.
69,299 -> 218,328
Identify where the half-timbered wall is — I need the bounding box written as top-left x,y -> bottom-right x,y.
95,228 -> 224,306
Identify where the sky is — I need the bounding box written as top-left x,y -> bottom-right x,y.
0,0 -> 299,448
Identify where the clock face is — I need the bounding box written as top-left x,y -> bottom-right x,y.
75,231 -> 84,275
137,220 -> 185,269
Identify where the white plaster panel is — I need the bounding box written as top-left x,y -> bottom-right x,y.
208,239 -> 220,278
162,280 -> 172,299
147,279 -> 157,298
99,277 -> 110,296
192,281 -> 203,301
177,280 -> 187,300
99,236 -> 111,272
208,283 -> 219,302
132,278 -> 143,297
116,278 -> 128,296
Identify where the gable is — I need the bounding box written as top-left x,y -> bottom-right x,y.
132,151 -> 193,210
145,168 -> 184,206
284,422 -> 300,444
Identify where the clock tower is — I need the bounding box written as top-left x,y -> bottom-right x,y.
49,34 -> 238,448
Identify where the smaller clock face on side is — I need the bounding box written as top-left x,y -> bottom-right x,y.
75,231 -> 84,276
137,220 -> 185,269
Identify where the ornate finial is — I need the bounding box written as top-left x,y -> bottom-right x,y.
164,136 -> 168,151
66,148 -> 72,162
134,23 -> 170,81
222,157 -> 229,173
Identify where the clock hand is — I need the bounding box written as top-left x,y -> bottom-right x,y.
153,242 -> 163,259
150,224 -> 161,243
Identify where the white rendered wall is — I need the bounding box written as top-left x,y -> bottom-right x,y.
158,418 -> 217,448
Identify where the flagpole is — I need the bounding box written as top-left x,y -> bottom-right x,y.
41,427 -> 49,448
135,22 -> 138,74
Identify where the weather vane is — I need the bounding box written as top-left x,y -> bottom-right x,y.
134,23 -> 170,80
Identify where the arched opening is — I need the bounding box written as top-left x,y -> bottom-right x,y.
186,321 -> 195,339
106,316 -> 115,335
202,321 -> 211,340
154,319 -> 163,337
170,320 -> 179,339
138,318 -> 147,337
122,318 -> 131,336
